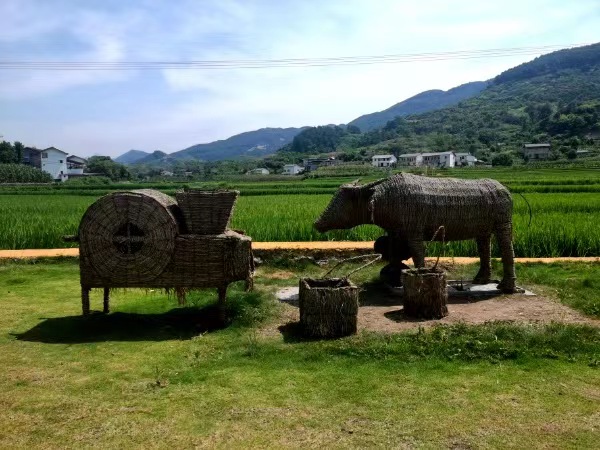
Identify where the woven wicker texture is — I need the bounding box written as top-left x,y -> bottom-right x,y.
315,173 -> 517,292
176,189 -> 239,235
369,173 -> 512,240
78,189 -> 180,284
80,232 -> 253,288
299,278 -> 358,338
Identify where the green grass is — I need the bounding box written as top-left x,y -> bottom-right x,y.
517,262 -> 600,317
1,259 -> 600,448
1,168 -> 599,254
1,193 -> 600,257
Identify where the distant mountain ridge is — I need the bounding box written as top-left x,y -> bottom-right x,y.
349,42 -> 600,157
114,44 -> 600,165
115,83 -> 488,164
348,81 -> 488,132
135,150 -> 170,165
169,127 -> 305,162
114,149 -> 150,164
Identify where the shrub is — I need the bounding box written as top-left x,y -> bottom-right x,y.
0,164 -> 53,183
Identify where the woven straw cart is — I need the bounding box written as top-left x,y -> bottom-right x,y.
73,189 -> 253,315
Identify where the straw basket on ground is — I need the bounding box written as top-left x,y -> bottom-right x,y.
400,226 -> 448,320
299,278 -> 359,338
297,254 -> 380,338
74,189 -> 253,316
401,268 -> 448,319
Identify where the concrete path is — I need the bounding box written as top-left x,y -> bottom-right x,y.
0,243 -> 598,263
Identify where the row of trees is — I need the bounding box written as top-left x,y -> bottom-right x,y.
0,141 -> 25,164
85,156 -> 131,181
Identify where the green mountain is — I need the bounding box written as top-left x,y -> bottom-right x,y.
134,150 -> 172,166
351,43 -> 600,160
348,81 -> 488,132
114,149 -> 150,164
169,127 -> 304,161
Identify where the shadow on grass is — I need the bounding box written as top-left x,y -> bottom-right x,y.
14,305 -> 228,343
277,321 -> 334,343
359,281 -> 401,307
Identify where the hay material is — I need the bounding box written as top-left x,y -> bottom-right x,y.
78,190 -> 180,283
402,268 -> 448,319
299,278 -> 358,338
315,173 -> 517,292
176,189 -> 238,235
77,189 -> 253,315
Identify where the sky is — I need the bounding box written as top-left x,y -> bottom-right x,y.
0,0 -> 599,157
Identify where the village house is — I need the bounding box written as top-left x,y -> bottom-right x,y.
283,164 -> 304,175
421,151 -> 456,168
397,151 -> 459,168
22,147 -> 88,181
455,152 -> 477,167
397,153 -> 423,167
67,155 -> 87,176
303,157 -> 338,172
246,168 -> 270,175
522,143 -> 551,160
371,154 -> 397,168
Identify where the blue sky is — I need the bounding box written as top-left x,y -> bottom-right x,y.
1,0 -> 599,157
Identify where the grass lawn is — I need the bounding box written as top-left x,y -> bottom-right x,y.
1,258 -> 599,448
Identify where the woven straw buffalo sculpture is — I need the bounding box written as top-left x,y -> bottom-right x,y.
314,173 -> 518,293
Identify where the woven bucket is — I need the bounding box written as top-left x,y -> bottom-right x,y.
176,189 -> 239,235
299,278 -> 359,338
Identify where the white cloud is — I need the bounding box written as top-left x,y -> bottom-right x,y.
0,0 -> 598,155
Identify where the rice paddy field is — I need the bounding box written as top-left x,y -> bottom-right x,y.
1,167 -> 599,257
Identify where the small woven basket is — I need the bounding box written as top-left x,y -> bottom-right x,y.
176,189 -> 239,235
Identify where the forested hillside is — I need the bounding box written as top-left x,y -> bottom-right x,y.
170,127 -> 304,161
348,81 -> 487,132
282,43 -> 600,163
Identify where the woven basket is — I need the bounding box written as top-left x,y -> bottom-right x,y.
176,189 -> 239,235
299,278 -> 359,338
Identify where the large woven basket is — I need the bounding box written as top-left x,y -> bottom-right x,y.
299,278 -> 359,338
176,189 -> 239,235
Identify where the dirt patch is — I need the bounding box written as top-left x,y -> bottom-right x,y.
259,270 -> 296,280
264,287 -> 599,336
359,293 -> 599,332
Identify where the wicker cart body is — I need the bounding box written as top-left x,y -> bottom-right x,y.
76,189 -> 252,315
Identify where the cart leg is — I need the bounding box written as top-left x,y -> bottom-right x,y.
217,285 -> 227,322
82,287 -> 91,316
103,288 -> 110,314
244,275 -> 254,292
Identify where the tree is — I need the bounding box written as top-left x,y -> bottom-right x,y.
567,149 -> 578,160
86,156 -> 130,180
13,141 -> 24,163
491,153 -> 513,166
0,141 -> 16,164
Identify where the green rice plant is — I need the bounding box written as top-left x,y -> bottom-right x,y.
1,191 -> 600,257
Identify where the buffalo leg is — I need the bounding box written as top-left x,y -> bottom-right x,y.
82,287 -> 90,315
495,223 -> 517,293
473,235 -> 492,284
407,235 -> 426,268
103,288 -> 110,313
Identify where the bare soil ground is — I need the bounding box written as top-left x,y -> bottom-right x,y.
267,287 -> 599,336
